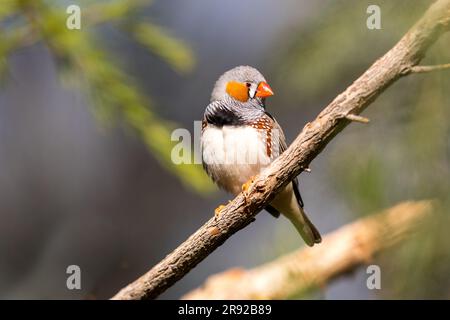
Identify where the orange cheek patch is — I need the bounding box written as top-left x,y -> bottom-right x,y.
226,81 -> 249,102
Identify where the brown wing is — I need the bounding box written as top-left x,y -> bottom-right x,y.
265,111 -> 305,209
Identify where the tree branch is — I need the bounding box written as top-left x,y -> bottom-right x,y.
112,0 -> 450,300
183,200 -> 434,299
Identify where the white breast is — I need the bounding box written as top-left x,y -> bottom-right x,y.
201,125 -> 273,195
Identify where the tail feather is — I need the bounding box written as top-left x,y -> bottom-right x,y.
270,182 -> 322,246
290,207 -> 322,246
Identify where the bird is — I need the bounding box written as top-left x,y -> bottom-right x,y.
200,65 -> 321,246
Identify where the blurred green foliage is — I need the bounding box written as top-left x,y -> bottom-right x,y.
275,0 -> 450,298
0,0 -> 213,193
273,0 -> 430,106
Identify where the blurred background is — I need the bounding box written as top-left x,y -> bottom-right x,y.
0,0 -> 449,299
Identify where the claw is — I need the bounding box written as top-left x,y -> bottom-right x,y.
241,176 -> 256,197
214,205 -> 226,220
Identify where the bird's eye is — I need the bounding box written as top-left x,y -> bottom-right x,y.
247,82 -> 257,99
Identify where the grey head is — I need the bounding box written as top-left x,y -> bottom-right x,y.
210,66 -> 273,104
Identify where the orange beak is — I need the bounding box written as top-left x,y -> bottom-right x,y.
256,82 -> 274,98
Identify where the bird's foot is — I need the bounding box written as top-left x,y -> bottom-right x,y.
214,205 -> 226,221
241,175 -> 257,197
214,200 -> 233,220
